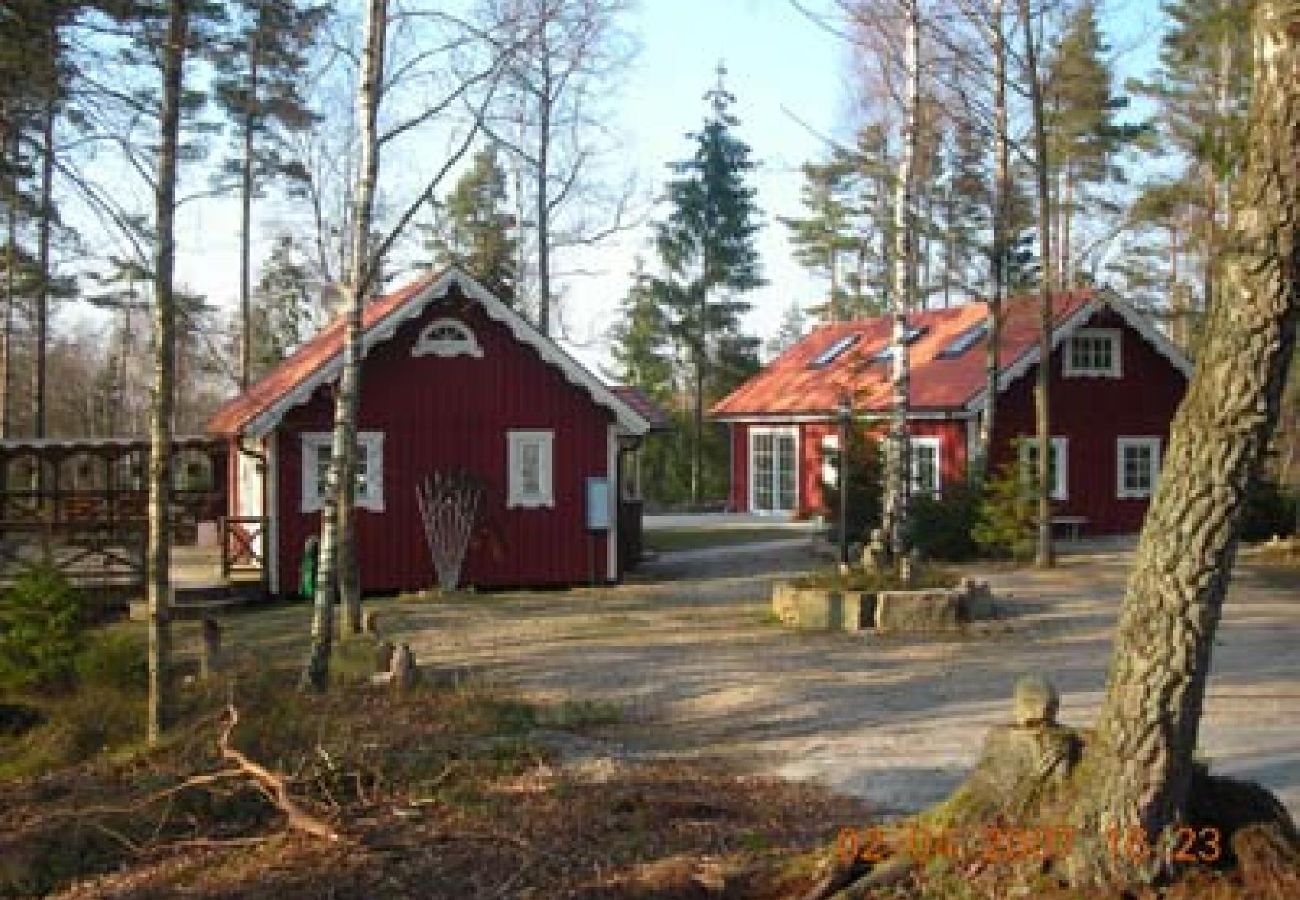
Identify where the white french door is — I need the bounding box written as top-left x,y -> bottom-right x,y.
749,427 -> 798,515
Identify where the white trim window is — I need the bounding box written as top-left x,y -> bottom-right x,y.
412,317 -> 483,358
301,431 -> 385,513
1019,436 -> 1069,501
1117,437 -> 1161,499
1064,327 -> 1122,378
820,434 -> 840,489
507,430 -> 554,508
911,436 -> 942,497
749,426 -> 799,515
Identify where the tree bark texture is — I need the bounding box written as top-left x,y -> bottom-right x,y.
1019,0 -> 1056,568
146,0 -> 189,744
306,0 -> 386,689
239,46 -> 259,392
34,96 -> 54,441
881,0 -> 919,560
1071,1 -> 1299,884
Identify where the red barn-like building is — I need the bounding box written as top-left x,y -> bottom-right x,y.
711,290 -> 1193,535
207,269 -> 654,595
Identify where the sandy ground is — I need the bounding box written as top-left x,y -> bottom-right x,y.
216,540 -> 1297,822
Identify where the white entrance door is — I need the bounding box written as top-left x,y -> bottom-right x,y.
750,427 -> 798,515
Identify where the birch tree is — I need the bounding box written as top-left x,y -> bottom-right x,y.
1070,0 -> 1297,883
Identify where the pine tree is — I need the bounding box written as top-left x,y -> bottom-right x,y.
766,301 -> 808,359
779,158 -> 858,321
424,146 -> 518,305
248,234 -> 319,375
609,261 -> 674,401
211,0 -> 325,391
655,65 -> 764,506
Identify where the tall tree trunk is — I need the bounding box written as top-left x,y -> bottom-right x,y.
305,0 -> 386,689
1061,158 -> 1074,287
146,0 -> 188,745
881,0 -> 919,561
239,50 -> 259,392
1019,0 -> 1056,569
977,0 -> 1009,483
2,185 -> 14,442
536,58 -> 553,337
692,281 -> 705,507
1070,2 -> 1299,884
34,97 -> 54,440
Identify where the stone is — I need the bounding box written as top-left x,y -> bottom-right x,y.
375,639 -> 396,674
792,588 -> 840,630
874,590 -> 962,632
863,528 -> 889,572
390,643 -> 419,690
1013,674 -> 1059,726
958,577 -> 997,620
771,581 -> 799,624
840,591 -> 876,632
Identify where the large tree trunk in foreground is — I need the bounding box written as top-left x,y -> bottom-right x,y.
304,0 -> 386,689
1071,1 -> 1299,884
146,0 -> 189,744
977,0 -> 1009,483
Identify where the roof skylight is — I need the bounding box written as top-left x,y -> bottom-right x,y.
808,334 -> 859,368
869,325 -> 929,362
936,323 -> 988,359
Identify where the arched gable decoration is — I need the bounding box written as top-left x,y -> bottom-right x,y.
413,317 -> 483,359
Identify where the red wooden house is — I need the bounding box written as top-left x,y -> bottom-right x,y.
710,290 -> 1193,535
207,269 -> 655,595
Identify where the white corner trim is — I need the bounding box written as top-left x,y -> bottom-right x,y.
244,269 -> 650,438
506,429 -> 555,509
300,431 -> 385,514
412,316 -> 483,359
266,433 -> 279,595
607,424 -> 618,582
1116,436 -> 1162,499
1062,327 -> 1123,378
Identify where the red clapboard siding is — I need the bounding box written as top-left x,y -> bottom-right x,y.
991,308 -> 1187,533
274,300 -> 613,593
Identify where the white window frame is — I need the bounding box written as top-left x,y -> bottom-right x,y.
1063,327 -> 1122,378
748,426 -> 799,515
1019,436 -> 1069,502
412,317 -> 483,359
911,436 -> 942,497
300,431 -> 385,513
507,430 -> 555,509
1116,436 -> 1161,499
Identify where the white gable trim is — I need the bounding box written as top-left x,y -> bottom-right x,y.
243,269 -> 651,438
963,291 -> 1194,414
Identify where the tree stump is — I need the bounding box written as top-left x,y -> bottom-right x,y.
374,639 -> 396,674
390,643 -> 419,691
199,617 -> 223,680
362,609 -> 381,636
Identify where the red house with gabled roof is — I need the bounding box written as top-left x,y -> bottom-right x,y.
710,289 -> 1193,535
207,268 -> 656,595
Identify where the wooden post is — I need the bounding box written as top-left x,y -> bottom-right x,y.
199,616 -> 222,679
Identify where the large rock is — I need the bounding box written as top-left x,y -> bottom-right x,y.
1013,674 -> 1060,726
875,589 -> 963,633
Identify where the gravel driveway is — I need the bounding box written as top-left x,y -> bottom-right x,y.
393,543 -> 1300,820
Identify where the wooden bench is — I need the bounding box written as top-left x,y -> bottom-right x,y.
1051,515 -> 1088,541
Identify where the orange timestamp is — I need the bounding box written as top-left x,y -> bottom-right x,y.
834,822 -> 1223,867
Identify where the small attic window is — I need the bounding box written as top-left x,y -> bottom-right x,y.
869,325 -> 929,362
808,334 -> 859,368
412,317 -> 482,359
936,323 -> 988,359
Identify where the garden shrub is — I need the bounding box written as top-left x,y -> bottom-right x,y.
908,482 -> 982,561
821,424 -> 884,546
74,629 -> 149,694
973,461 -> 1039,561
1240,477 -> 1297,541
0,565 -> 84,694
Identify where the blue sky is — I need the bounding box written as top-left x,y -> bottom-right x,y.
164,0 -> 1172,377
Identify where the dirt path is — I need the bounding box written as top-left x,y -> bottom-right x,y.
377,545 -> 1299,819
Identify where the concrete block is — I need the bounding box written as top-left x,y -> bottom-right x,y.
874,589 -> 963,633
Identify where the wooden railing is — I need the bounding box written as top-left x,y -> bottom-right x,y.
220,516 -> 267,580
0,519 -> 146,587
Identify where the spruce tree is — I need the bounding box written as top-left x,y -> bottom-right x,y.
610,261 -> 674,402
655,66 -> 764,506
423,146 -> 518,305
779,158 -> 858,321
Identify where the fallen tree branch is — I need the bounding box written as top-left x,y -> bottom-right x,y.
218,703 -> 342,843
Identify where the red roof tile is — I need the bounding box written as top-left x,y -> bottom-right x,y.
206,275 -> 437,436
711,291 -> 1095,417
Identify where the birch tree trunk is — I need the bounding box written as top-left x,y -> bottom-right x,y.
976,0 -> 1009,483
239,48 -> 259,392
304,0 -> 386,689
1019,0 -> 1056,568
881,0 -> 920,560
34,96 -> 54,441
146,0 -> 189,744
1070,1 -> 1298,884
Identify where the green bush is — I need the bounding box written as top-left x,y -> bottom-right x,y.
793,564 -> 958,592
1240,477 -> 1298,541
0,686 -> 146,778
0,565 -> 84,694
908,482 -> 981,561
74,630 -> 148,694
822,424 -> 884,546
972,461 -> 1039,561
